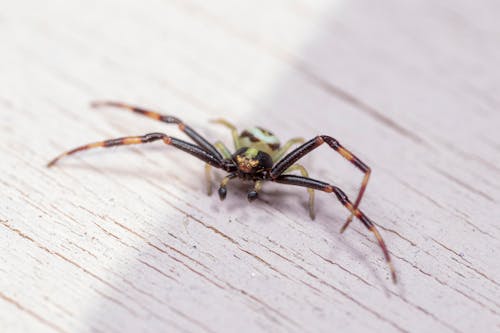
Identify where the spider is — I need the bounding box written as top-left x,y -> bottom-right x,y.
48,101 -> 397,283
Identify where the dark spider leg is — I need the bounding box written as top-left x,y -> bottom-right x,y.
47,133 -> 223,169
271,136 -> 371,233
91,101 -> 224,161
272,174 -> 396,283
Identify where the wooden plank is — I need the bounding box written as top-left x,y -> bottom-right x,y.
1,0 -> 499,332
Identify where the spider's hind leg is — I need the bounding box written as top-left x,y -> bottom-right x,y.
272,137 -> 305,163
205,164 -> 213,195
285,164 -> 315,220
211,118 -> 240,150
205,140 -> 233,196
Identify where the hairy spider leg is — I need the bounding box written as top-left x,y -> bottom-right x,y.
271,136 -> 371,233
285,164 -> 315,220
273,174 -> 396,283
47,133 -> 223,169
210,118 -> 241,150
91,101 -> 223,161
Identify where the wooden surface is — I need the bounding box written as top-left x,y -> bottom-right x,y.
1,1 -> 499,332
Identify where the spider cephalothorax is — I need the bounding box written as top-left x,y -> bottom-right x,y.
233,147 -> 273,175
48,101 -> 397,283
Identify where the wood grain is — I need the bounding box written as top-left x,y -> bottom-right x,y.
1,0 -> 499,332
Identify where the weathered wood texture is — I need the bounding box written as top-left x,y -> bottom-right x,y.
1,1 -> 499,332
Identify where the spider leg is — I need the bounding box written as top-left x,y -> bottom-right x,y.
204,140 -> 233,196
205,164 -> 213,196
272,138 -> 305,162
47,133 -> 223,169
210,118 -> 241,150
218,173 -> 237,200
273,174 -> 396,283
285,164 -> 315,220
213,140 -> 232,159
271,136 -> 371,233
247,180 -> 263,202
91,101 -> 223,161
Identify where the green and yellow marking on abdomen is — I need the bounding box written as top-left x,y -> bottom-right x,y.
238,127 -> 281,155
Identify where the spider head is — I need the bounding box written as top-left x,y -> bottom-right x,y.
232,147 -> 273,174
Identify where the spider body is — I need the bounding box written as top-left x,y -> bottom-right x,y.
48,101 -> 397,283
233,147 -> 273,175
229,128 -> 287,179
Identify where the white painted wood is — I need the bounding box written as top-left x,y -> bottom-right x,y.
1,0 -> 499,332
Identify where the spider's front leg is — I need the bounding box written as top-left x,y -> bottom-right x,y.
271,135 -> 371,232
284,164 -> 315,220
92,101 -> 224,161
273,174 -> 396,283
47,133 -> 224,170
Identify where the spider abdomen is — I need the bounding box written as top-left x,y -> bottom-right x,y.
239,127 -> 280,155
